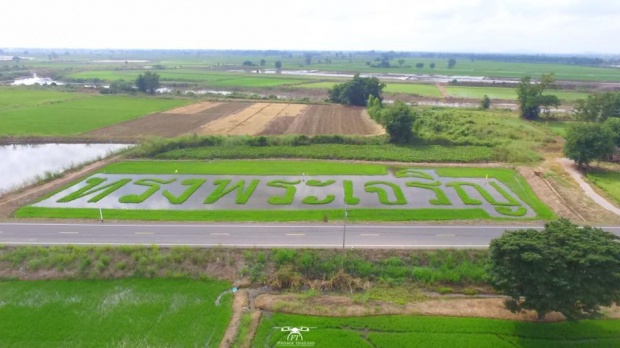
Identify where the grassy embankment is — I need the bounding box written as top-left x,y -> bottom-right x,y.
254,313 -> 620,347
0,278 -> 232,347
16,160 -> 554,222
0,88 -> 190,136
587,171 -> 620,206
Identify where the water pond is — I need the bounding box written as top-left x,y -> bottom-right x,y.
0,143 -> 131,196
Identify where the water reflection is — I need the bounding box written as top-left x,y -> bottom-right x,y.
0,143 -> 131,196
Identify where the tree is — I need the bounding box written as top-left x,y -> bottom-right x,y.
242,60 -> 254,66
415,63 -> 424,69
274,61 -> 282,69
516,74 -> 560,120
574,92 -> 620,122
382,101 -> 417,144
603,117 -> 620,147
430,62 -> 436,69
488,219 -> 620,321
260,59 -> 266,66
304,53 -> 312,65
397,59 -> 405,66
135,71 -> 160,94
480,95 -> 491,109
328,73 -> 385,106
564,123 -> 615,167
447,58 -> 456,68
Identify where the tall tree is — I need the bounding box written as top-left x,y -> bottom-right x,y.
274,61 -> 282,69
564,122 -> 615,167
516,74 -> 560,120
382,101 -> 417,144
135,71 -> 160,94
489,219 -> 620,321
447,58 -> 456,68
328,73 -> 385,106
603,117 -> 620,147
574,92 -> 620,122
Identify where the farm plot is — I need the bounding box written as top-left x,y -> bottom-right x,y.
19,161 -> 554,222
197,102 -> 384,136
85,101 -> 250,138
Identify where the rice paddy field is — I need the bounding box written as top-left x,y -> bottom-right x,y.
445,86 -> 590,101
17,160 -> 554,222
0,278 -> 233,347
252,313 -> 620,347
0,88 -> 189,136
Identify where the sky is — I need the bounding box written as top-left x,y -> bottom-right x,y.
2,0 -> 620,54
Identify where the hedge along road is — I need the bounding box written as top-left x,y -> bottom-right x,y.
1,222 -> 620,248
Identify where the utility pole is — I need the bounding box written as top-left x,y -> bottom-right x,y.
342,208 -> 348,250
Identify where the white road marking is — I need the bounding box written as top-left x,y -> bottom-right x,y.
286,233 -> 306,236
59,232 -> 79,234
0,241 -> 490,248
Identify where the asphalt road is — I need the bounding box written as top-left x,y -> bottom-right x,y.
1,222 -> 620,248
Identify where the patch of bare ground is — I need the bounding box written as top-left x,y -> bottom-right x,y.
285,105 -> 382,135
162,101 -> 221,114
86,102 -> 250,139
220,289 -> 249,348
254,293 -> 620,322
258,116 -> 296,135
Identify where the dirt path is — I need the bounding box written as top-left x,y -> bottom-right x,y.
254,293 -> 620,322
558,158 -> 620,216
436,84 -> 449,98
220,289 -> 249,348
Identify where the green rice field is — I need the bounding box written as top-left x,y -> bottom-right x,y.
253,313 -> 620,347
0,89 -> 189,136
0,278 -> 233,347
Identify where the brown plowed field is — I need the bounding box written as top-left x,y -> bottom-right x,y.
85,102 -> 251,138
85,101 -> 383,138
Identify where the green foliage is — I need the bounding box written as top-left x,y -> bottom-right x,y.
204,179 -> 260,204
516,74 -> 560,120
382,101 -> 418,144
587,170 -> 620,206
406,181 -> 451,205
364,181 -> 407,205
564,123 -> 616,167
343,180 -> 360,205
57,178 -> 131,203
603,117 -> 620,147
395,169 -> 434,180
162,179 -> 206,204
119,178 -> 175,204
135,71 -> 160,94
328,73 -> 385,106
480,94 -> 491,109
489,218 -> 620,320
574,92 -> 620,122
302,179 -> 336,204
267,180 -> 301,205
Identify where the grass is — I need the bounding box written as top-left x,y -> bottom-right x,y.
296,81 -> 444,98
154,144 -> 497,163
253,313 -> 620,347
0,278 -> 232,347
101,160 -> 388,175
0,92 -> 190,136
445,86 -> 589,101
587,170 -> 620,206
15,206 -> 495,222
